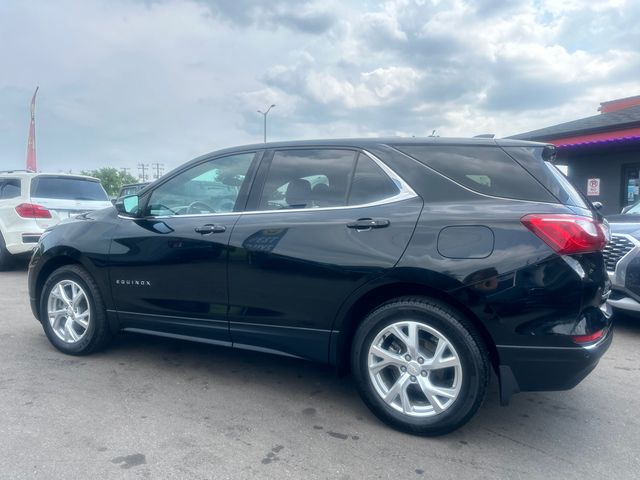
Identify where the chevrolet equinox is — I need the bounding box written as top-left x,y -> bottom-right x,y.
28,138 -> 612,435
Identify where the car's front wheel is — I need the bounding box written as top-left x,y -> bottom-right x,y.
39,265 -> 112,355
351,296 -> 490,436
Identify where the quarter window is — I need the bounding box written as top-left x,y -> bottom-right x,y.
394,144 -> 556,202
348,154 -> 400,205
147,152 -> 255,216
0,179 -> 21,199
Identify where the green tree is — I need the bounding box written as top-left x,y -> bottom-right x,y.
81,167 -> 139,197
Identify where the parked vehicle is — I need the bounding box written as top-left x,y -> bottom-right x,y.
116,182 -> 149,200
0,171 -> 111,269
603,208 -> 640,315
27,138 -> 612,435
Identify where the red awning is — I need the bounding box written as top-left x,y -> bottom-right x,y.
550,126 -> 640,147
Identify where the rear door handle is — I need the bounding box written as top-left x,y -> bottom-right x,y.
195,224 -> 226,234
346,218 -> 390,230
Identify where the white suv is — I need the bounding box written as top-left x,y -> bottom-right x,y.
0,171 -> 112,268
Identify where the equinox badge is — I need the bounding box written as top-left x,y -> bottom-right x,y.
115,279 -> 152,286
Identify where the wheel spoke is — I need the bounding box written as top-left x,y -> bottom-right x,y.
48,308 -> 67,317
399,384 -> 413,414
72,285 -> 83,306
369,345 -> 404,374
417,377 -> 450,413
383,372 -> 410,405
406,322 -> 419,357
53,284 -> 72,306
426,338 -> 460,370
64,319 -> 80,342
73,313 -> 89,329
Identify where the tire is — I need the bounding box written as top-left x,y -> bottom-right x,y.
39,264 -> 113,355
351,296 -> 489,436
0,231 -> 14,271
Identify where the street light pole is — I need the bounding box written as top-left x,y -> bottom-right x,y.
257,104 -> 276,143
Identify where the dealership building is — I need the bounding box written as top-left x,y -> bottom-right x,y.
510,95 -> 640,215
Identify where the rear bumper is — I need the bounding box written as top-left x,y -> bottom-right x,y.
497,326 -> 613,402
3,223 -> 45,255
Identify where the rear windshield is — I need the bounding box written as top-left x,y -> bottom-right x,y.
502,146 -> 589,209
31,177 -> 108,201
393,144 -> 556,202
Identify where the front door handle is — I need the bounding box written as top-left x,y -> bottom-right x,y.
195,224 -> 226,235
346,218 -> 391,230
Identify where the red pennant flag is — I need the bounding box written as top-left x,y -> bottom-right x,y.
26,87 -> 39,172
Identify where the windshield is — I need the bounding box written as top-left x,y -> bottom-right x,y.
31,177 -> 108,201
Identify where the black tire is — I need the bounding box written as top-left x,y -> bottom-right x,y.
39,265 -> 113,355
351,296 -> 490,436
0,231 -> 14,271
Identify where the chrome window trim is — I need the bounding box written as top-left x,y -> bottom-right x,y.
141,149 -> 419,220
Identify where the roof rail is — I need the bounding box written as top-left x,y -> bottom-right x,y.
0,169 -> 35,174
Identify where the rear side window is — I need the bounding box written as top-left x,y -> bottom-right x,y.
503,146 -> 589,209
31,177 -> 108,201
0,178 -> 21,199
348,154 -> 399,205
259,149 -> 357,210
394,145 -> 556,202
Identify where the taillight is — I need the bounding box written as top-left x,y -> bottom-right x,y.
15,203 -> 52,219
521,214 -> 607,255
571,329 -> 605,345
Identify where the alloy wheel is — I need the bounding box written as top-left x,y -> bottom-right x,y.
367,320 -> 463,417
47,280 -> 91,344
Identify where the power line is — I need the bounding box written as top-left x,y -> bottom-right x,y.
151,163 -> 164,180
138,163 -> 149,182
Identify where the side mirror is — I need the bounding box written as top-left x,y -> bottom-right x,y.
621,205 -> 633,214
592,201 -> 603,211
115,195 -> 140,217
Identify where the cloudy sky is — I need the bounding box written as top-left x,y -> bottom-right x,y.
1,0 -> 638,174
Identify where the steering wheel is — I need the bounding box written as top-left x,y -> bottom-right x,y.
152,203 -> 178,215
186,201 -> 215,215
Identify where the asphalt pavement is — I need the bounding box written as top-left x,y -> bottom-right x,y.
1,266 -> 639,479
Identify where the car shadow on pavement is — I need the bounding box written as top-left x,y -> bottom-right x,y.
100,328 -> 615,445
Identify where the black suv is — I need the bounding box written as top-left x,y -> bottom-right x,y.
28,138 -> 612,435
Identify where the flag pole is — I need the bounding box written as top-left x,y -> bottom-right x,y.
26,86 -> 39,172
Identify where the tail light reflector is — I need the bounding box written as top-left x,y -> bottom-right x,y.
521,214 -> 607,255
15,203 -> 52,219
571,329 -> 605,345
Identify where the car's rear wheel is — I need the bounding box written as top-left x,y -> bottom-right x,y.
39,265 -> 112,355
0,232 -> 14,271
351,296 -> 489,436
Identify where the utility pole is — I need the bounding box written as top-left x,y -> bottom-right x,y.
138,163 -> 149,182
257,104 -> 276,143
120,167 -> 131,176
151,163 -> 164,180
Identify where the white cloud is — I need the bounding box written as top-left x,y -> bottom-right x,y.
0,0 -> 638,173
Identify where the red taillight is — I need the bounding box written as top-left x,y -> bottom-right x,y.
521,214 -> 607,255
571,329 -> 605,345
15,203 -> 51,219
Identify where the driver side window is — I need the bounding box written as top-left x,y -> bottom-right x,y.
147,152 -> 255,216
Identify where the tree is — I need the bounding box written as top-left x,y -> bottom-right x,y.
81,167 -> 139,197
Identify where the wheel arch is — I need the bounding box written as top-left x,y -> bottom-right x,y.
330,281 -> 499,374
32,248 -> 102,319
